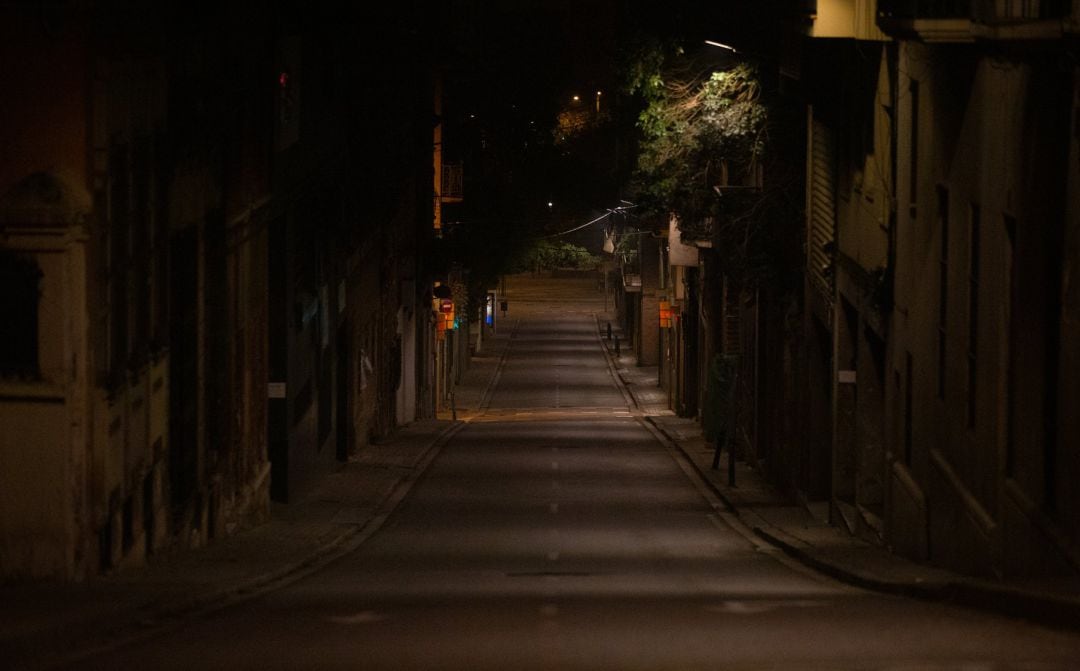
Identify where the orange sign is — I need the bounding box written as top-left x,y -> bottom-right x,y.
659,300 -> 674,329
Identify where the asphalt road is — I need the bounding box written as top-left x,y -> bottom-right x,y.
80,276 -> 1080,670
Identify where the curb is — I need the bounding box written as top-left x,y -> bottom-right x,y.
29,419 -> 466,670
639,409 -> 940,599
643,416 -> 736,514
475,320 -> 519,414
186,419 -> 465,602
642,413 -> 1080,634
751,526 -> 950,601
758,524 -> 1080,631
593,314 -> 637,411
196,418 -> 465,605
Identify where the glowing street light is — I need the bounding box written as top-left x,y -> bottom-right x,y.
704,40 -> 739,53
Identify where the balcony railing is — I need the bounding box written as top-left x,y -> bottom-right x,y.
878,0 -> 971,19
441,163 -> 463,203
880,0 -> 1071,22
972,0 -> 1070,22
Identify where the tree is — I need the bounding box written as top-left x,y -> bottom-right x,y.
626,43 -> 803,290
514,240 -> 600,273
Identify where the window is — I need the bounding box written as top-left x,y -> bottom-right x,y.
0,251 -> 42,377
909,80 -> 919,218
108,145 -> 130,382
151,133 -> 169,349
1004,214 -> 1017,476
131,138 -> 151,360
905,352 -> 914,466
967,204 -> 980,427
937,185 -> 948,399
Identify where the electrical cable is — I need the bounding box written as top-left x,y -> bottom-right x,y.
541,210 -> 612,238
541,204 -> 638,239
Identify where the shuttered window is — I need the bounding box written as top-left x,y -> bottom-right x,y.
808,118 -> 836,300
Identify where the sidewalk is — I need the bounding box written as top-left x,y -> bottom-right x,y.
446,320 -> 515,418
595,310 -> 1080,632
0,325 -> 512,670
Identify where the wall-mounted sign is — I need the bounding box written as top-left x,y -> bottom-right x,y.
659,300 -> 674,329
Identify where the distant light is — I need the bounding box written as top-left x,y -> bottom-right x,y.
596,91 -> 602,96
572,95 -> 580,102
704,40 -> 738,53
548,202 -> 553,208
278,71 -> 289,88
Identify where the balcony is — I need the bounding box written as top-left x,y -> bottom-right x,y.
878,0 -> 1073,38
440,163 -> 463,203
878,0 -> 974,39
878,0 -> 971,18
970,0 -> 1073,38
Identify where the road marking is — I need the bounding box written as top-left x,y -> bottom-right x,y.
547,551 -> 560,561
326,611 -> 387,624
703,600 -> 826,615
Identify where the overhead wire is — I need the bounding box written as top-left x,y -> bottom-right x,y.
541,204 -> 638,239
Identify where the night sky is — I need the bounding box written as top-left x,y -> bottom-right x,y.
434,0 -> 793,254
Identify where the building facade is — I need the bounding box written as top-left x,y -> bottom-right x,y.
0,4 -> 439,581
629,0 -> 1080,583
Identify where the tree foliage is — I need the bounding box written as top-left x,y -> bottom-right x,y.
513,240 -> 600,273
625,44 -> 803,290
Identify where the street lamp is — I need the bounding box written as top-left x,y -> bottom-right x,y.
595,90 -> 602,113
704,40 -> 739,53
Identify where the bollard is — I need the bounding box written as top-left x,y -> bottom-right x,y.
450,390 -> 457,421
606,322 -> 612,340
614,336 -> 621,358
